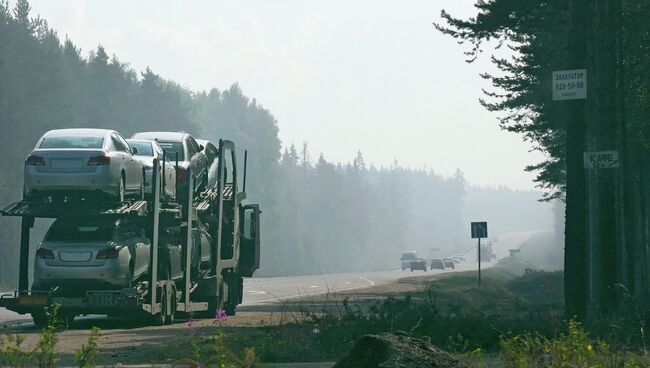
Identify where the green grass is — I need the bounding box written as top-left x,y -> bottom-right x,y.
148,268 -> 648,366
154,267 -> 568,364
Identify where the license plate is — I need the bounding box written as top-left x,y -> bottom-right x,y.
50,158 -> 83,168
19,295 -> 48,306
87,292 -> 115,307
59,251 -> 92,262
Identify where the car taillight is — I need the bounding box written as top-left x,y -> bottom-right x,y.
35,248 -> 54,259
96,248 -> 119,259
87,155 -> 111,166
176,167 -> 187,182
25,155 -> 45,166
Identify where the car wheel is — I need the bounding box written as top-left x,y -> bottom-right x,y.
116,174 -> 125,202
126,264 -> 134,288
140,170 -> 146,200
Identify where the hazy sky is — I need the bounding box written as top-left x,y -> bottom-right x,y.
23,0 -> 545,190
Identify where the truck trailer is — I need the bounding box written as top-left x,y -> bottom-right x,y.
0,139 -> 260,327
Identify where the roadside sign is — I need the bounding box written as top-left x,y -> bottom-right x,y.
552,69 -> 587,101
471,222 -> 488,239
584,151 -> 619,169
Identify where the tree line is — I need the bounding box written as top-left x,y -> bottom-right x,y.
0,1 -> 473,284
437,0 -> 650,318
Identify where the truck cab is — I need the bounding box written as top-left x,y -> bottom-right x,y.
400,251 -> 417,270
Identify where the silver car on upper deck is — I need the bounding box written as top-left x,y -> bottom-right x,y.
196,139 -> 219,188
131,131 -> 208,200
24,129 -> 144,202
127,139 -> 177,201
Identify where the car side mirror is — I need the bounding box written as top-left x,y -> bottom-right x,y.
199,144 -> 204,152
131,146 -> 138,155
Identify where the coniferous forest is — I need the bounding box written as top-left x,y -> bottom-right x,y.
0,1 -> 552,286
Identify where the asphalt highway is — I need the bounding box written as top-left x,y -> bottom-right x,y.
0,230 -> 538,327
0,268 -> 452,326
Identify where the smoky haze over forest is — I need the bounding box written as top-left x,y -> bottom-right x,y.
0,1 -> 558,287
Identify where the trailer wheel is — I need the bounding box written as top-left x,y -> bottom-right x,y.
156,288 -> 167,326
165,289 -> 176,325
224,301 -> 236,316
31,311 -> 48,329
61,313 -> 75,327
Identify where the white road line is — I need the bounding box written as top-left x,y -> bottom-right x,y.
241,276 -> 376,305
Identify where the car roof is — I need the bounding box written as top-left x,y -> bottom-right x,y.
43,128 -> 116,138
195,138 -> 215,147
131,131 -> 189,141
126,138 -> 155,145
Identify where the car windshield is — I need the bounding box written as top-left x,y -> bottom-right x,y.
157,141 -> 185,161
40,135 -> 104,149
128,141 -> 154,157
46,220 -> 114,242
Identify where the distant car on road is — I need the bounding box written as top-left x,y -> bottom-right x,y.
442,257 -> 455,269
126,139 -> 177,201
24,129 -> 144,202
401,251 -> 417,270
32,217 -> 151,294
410,258 -> 428,272
196,139 -> 219,188
131,132 -> 208,200
430,258 -> 445,270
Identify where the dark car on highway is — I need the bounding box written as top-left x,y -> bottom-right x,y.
430,258 -> 445,270
410,258 -> 428,272
442,257 -> 455,269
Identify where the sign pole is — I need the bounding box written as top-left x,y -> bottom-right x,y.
470,221 -> 487,289
478,237 -> 481,288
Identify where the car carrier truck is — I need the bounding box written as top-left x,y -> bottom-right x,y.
0,139 -> 260,327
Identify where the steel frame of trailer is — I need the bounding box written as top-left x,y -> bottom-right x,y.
0,139 -> 246,322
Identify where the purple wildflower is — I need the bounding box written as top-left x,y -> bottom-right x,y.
213,308 -> 227,326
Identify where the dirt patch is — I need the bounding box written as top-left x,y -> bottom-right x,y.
334,332 -> 467,368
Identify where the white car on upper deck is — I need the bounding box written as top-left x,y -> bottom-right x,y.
23,128 -> 143,202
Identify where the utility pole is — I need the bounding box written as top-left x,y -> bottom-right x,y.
591,0 -> 620,314
564,0 -> 590,321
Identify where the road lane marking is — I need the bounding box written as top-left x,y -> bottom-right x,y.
242,276 -> 377,305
